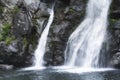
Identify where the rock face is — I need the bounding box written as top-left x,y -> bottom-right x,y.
0,0 -> 120,69
44,0 -> 86,66
0,0 -> 18,8
12,8 -> 32,37
108,0 -> 120,68
110,52 -> 120,68
0,0 -> 38,68
0,0 -> 53,68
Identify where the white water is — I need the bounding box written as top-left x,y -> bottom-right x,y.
31,8 -> 54,69
65,0 -> 111,68
24,8 -> 54,70
24,0 -> 39,5
23,8 -> 54,70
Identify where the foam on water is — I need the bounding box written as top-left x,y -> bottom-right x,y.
55,67 -> 114,73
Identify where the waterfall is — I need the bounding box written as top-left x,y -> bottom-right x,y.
32,7 -> 54,68
22,2 -> 55,70
65,0 -> 111,68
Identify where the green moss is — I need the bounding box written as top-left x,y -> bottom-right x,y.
110,19 -> 117,26
12,6 -> 20,14
111,19 -> 116,23
0,34 -> 3,41
69,8 -> 74,13
0,6 -> 4,14
2,23 -> 11,34
5,36 -> 15,45
0,22 -> 15,45
23,37 -> 28,47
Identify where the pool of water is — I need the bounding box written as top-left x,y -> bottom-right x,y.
0,68 -> 120,80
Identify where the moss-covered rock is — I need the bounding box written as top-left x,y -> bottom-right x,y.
0,22 -> 15,45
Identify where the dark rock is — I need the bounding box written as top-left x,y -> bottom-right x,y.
114,21 -> 120,29
0,39 -> 29,67
59,0 -> 70,5
110,11 -> 120,19
41,0 -> 55,3
12,7 -> 32,38
110,52 -> 120,68
109,0 -> 120,68
110,0 -> 120,19
113,21 -> 120,45
44,0 -> 86,66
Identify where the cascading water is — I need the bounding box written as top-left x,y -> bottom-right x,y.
33,8 -> 54,68
65,0 -> 111,68
23,2 -> 54,70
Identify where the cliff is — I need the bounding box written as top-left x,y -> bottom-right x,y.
0,0 -> 120,69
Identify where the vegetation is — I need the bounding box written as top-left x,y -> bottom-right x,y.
11,6 -> 20,14
0,6 -> 4,14
0,23 -> 15,45
69,8 -> 75,13
23,37 -> 28,47
5,36 -> 15,45
110,19 -> 116,25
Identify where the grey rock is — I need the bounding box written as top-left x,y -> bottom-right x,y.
114,21 -> 120,29
110,52 -> 120,68
12,8 -> 32,37
0,0 -> 18,8
0,64 -> 13,70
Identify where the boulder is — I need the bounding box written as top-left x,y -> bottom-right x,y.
0,64 -> 13,70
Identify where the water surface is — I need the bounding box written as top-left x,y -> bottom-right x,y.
0,69 -> 120,80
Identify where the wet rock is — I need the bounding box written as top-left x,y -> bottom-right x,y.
0,0 -> 120,69
44,0 -> 86,66
0,64 -> 13,70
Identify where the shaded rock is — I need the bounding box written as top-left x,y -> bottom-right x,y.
110,0 -> 120,19
110,52 -> 120,68
109,0 -> 120,68
0,39 -> 30,67
113,21 -> 120,45
114,21 -> 120,29
12,7 -> 32,37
